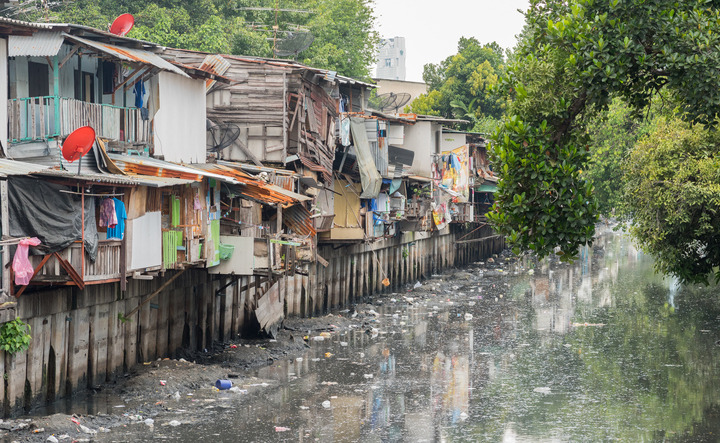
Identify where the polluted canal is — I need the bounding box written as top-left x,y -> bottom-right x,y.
9,228 -> 720,442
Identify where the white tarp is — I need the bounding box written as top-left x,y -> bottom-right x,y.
350,117 -> 381,198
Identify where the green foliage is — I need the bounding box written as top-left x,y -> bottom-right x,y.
584,99 -> 654,216
490,0 -> 720,277
487,116 -> 598,261
409,37 -> 506,124
300,0 -> 379,79
11,0 -> 378,78
624,117 -> 720,284
0,318 -> 32,355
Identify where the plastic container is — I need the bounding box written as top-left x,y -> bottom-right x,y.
215,379 -> 232,390
219,244 -> 234,260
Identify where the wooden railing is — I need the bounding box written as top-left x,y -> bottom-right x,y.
8,96 -> 149,144
29,240 -> 124,284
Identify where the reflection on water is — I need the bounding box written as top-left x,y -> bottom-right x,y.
103,230 -> 720,442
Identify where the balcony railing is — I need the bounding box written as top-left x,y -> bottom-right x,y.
8,96 -> 149,144
28,240 -> 124,284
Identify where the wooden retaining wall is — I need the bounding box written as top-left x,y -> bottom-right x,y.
1,227 -> 504,415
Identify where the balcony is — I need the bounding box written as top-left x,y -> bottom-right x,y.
8,96 -> 149,145
11,240 -> 125,296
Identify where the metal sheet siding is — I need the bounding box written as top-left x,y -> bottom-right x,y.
8,31 -> 64,57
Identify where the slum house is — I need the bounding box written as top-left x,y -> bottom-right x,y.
0,19 -> 232,295
439,129 -> 497,221
0,19 -> 505,414
1,20 -> 318,314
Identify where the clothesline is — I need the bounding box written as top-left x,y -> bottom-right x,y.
59,190 -> 126,197
0,237 -> 32,246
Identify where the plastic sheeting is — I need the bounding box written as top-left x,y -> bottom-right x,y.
8,177 -> 98,261
350,117 -> 382,199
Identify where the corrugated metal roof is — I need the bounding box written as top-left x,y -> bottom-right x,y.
31,169 -> 143,185
217,160 -> 299,177
124,175 -> 197,188
63,33 -> 189,78
199,54 -> 231,91
108,154 -> 236,184
8,31 -> 64,57
190,163 -> 309,206
282,204 -> 316,237
0,158 -> 49,178
0,17 -> 57,30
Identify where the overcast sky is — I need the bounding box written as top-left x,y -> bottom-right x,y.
372,0 -> 530,82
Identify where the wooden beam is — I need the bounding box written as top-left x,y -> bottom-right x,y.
112,66 -> 147,95
59,45 -> 81,70
14,254 -> 52,298
124,267 -> 189,318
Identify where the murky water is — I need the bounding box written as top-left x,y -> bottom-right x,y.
101,230 -> 720,442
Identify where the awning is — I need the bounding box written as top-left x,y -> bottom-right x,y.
476,184 -> 498,193
63,33 -> 189,77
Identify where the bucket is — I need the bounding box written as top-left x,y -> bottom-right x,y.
215,379 -> 232,390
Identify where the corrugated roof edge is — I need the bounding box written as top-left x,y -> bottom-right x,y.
169,60 -> 232,83
163,48 -> 376,88
0,18 -> 162,49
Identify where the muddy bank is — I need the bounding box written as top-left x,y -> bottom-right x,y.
3,251 -> 521,443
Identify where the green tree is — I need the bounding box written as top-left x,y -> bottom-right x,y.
584,99 -> 653,216
10,0 -> 378,78
300,0 -> 378,79
624,118 -> 720,284
409,37 -> 506,126
489,0 -> 720,278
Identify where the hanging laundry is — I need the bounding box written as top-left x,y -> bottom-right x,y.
133,80 -> 146,108
193,190 -> 202,210
107,198 -> 127,240
340,117 -> 351,146
13,237 -> 41,286
99,198 -> 118,228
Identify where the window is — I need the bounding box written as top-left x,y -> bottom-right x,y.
385,58 -> 392,67
28,61 -> 49,97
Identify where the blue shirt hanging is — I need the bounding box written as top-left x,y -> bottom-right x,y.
133,80 -> 146,108
106,198 -> 127,240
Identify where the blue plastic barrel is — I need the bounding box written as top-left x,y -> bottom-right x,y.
215,379 -> 232,390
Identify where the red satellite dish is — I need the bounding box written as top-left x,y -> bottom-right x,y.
62,126 -> 95,175
109,14 -> 134,36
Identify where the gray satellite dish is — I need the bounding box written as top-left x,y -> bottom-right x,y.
274,32 -> 314,57
372,92 -> 412,113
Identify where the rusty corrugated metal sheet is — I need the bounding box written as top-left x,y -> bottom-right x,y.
63,33 -> 189,77
189,163 -> 308,206
199,54 -> 231,91
107,155 -> 240,189
283,204 -> 316,237
274,175 -> 294,191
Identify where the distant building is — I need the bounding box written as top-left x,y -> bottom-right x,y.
375,37 -> 406,81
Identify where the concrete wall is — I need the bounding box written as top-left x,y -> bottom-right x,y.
2,227 -> 503,415
153,71 -> 206,163
0,38 -> 7,150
